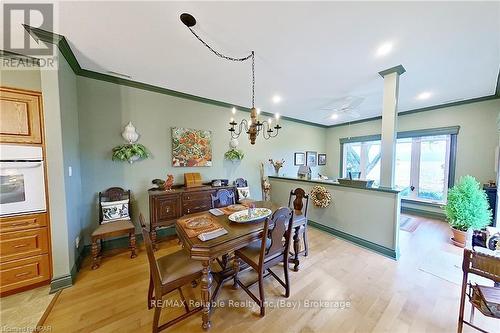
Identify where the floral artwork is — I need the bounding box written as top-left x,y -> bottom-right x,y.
172,127 -> 213,167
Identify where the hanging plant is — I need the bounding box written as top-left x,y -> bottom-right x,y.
310,185 -> 332,208
112,143 -> 150,164
224,148 -> 244,161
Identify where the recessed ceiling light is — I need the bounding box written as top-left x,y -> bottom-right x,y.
376,42 -> 393,57
331,113 -> 339,120
272,95 -> 282,104
417,91 -> 432,100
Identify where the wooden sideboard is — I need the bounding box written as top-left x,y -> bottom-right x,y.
149,185 -> 236,249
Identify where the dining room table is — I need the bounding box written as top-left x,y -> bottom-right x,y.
175,200 -> 296,330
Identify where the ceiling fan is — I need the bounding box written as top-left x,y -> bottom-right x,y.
319,96 -> 364,120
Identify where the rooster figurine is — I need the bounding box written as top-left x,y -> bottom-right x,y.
164,174 -> 174,191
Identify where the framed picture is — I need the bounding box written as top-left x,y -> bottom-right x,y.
306,151 -> 317,166
294,152 -> 305,166
171,127 -> 213,167
318,153 -> 327,166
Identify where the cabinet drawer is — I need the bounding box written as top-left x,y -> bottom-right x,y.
155,196 -> 181,221
183,200 -> 212,215
0,213 -> 47,233
0,254 -> 50,294
0,228 -> 49,262
182,191 -> 213,202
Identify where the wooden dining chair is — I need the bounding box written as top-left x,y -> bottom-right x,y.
232,207 -> 294,316
288,188 -> 310,271
211,189 -> 235,208
139,214 -> 202,332
91,187 -> 136,269
457,248 -> 500,333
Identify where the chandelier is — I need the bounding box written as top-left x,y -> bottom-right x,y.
180,13 -> 282,145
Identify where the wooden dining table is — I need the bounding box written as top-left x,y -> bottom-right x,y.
176,201 -> 294,330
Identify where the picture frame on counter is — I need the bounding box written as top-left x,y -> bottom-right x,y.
294,152 -> 305,166
318,153 -> 327,166
306,151 -> 317,166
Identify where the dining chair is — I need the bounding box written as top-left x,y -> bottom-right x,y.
232,207 -> 294,316
90,187 -> 136,269
288,188 -> 310,271
457,248 -> 500,333
139,214 -> 202,332
211,188 -> 235,208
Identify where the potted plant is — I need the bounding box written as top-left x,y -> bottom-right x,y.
224,148 -> 244,162
444,175 -> 492,247
112,143 -> 150,164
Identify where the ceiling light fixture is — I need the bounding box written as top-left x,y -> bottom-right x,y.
417,91 -> 432,100
376,42 -> 393,57
331,113 -> 339,120
180,13 -> 281,145
272,95 -> 282,104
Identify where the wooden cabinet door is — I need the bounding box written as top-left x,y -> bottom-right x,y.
0,87 -> 43,144
153,195 -> 182,224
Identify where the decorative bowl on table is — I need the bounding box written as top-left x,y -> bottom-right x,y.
228,208 -> 272,223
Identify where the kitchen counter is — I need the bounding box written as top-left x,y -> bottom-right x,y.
269,176 -> 402,259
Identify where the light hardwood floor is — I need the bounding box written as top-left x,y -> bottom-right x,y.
42,215 -> 500,333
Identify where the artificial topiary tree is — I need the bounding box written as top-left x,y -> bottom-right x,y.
444,175 -> 492,231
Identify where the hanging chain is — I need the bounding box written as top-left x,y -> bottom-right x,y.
188,27 -> 255,108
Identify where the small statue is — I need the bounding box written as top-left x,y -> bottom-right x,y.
260,162 -> 272,201
164,174 -> 174,191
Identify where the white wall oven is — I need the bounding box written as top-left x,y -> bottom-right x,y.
0,145 -> 46,216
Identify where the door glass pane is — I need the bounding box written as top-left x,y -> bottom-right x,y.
395,139 -> 412,197
365,142 -> 381,186
344,143 -> 361,176
0,174 -> 26,204
418,135 -> 447,202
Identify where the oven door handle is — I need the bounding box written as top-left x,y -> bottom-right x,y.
0,162 -> 43,169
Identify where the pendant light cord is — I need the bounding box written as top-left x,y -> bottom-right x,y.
187,27 -> 256,108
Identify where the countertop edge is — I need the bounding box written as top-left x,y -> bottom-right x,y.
268,176 -> 403,194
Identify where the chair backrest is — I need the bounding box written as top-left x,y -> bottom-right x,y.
211,189 -> 235,208
139,214 -> 162,286
235,178 -> 248,187
99,187 -> 131,222
462,248 -> 500,283
258,207 -> 293,266
288,188 -> 309,218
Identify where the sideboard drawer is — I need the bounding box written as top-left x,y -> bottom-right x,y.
182,190 -> 213,202
0,213 -> 47,233
183,200 -> 212,215
0,228 -> 49,262
0,254 -> 50,294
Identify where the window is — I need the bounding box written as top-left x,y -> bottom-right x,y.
341,127 -> 458,204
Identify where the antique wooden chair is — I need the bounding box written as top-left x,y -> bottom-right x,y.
457,248 -> 500,333
288,188 -> 310,271
139,214 -> 202,332
210,189 -> 235,208
90,187 -> 136,269
233,207 -> 294,316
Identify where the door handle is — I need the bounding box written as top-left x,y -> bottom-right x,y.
13,243 -> 29,248
15,272 -> 30,278
410,185 -> 415,191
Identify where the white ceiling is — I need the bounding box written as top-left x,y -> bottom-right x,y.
6,1 -> 500,125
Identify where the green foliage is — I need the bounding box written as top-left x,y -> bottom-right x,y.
112,143 -> 150,162
224,149 -> 244,161
444,175 -> 492,231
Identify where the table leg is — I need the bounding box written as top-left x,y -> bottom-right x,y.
201,260 -> 212,330
91,238 -> 100,270
129,232 -> 137,258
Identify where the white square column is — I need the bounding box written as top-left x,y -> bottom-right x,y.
378,65 -> 405,188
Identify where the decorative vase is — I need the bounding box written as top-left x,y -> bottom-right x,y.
451,227 -> 467,247
128,155 -> 140,164
273,166 -> 281,176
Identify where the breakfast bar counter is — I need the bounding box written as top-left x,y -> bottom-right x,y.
269,176 -> 403,259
